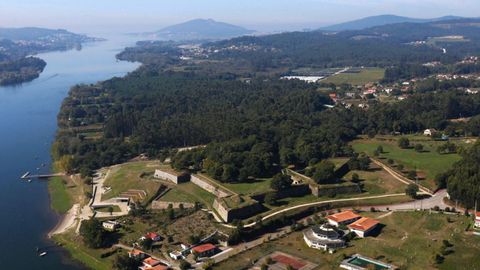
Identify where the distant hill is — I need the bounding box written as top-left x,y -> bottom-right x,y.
320,15 -> 464,31
147,19 -> 255,41
0,27 -> 94,42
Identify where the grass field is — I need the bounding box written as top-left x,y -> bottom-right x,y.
102,161 -> 162,202
352,138 -> 461,190
221,178 -> 273,195
322,68 -> 385,85
344,166 -> 407,195
53,233 -> 114,270
213,212 -> 480,270
48,176 -> 73,214
175,182 -> 217,206
158,188 -> 196,203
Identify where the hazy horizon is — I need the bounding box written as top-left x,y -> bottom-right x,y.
1,0 -> 479,34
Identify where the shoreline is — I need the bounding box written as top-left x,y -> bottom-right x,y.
48,203 -> 80,238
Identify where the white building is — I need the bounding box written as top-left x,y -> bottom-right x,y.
326,211 -> 361,226
423,128 -> 437,136
475,212 -> 480,228
347,217 -> 379,238
102,221 -> 120,231
303,225 -> 345,252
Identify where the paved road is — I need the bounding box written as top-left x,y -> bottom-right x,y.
218,193 -> 408,229
371,189 -> 449,211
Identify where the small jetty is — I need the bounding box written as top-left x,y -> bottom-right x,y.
21,172 -> 65,180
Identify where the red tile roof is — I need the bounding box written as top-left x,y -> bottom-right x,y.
146,232 -> 160,240
128,249 -> 145,256
326,211 -> 361,223
192,243 -> 216,253
146,265 -> 168,270
143,257 -> 160,266
348,217 -> 379,231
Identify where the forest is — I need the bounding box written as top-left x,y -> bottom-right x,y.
53,18 -> 480,206
0,57 -> 46,86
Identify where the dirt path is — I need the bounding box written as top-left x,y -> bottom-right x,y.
371,158 -> 433,195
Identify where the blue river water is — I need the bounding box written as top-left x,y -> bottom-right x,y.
0,35 -> 140,269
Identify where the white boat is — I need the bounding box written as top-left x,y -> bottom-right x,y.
39,251 -> 47,257
21,172 -> 30,179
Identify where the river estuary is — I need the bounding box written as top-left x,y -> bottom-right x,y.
0,34 -> 140,269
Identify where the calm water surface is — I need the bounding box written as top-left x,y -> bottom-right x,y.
0,34 -> 140,269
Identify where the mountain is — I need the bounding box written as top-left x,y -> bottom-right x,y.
147,19 -> 255,41
320,15 -> 464,31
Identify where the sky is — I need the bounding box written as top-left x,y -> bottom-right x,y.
0,0 -> 479,34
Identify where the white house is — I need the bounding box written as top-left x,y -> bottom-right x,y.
475,212 -> 480,228
326,211 -> 361,226
347,217 -> 379,238
423,128 -> 437,136
102,221 -> 120,231
169,251 -> 184,260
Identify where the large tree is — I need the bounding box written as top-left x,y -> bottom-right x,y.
445,142 -> 480,208
270,174 -> 293,191
79,218 -> 108,248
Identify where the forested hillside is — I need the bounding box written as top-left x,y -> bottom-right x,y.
54,17 -> 480,206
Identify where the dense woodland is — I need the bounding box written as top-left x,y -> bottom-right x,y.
54,18 -> 480,206
0,57 -> 46,85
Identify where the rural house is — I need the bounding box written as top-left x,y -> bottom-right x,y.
326,211 -> 361,226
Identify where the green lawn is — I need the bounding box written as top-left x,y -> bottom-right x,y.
352,139 -> 461,190
175,182 -> 217,206
158,188 -> 196,203
221,178 -> 273,195
322,68 -> 385,86
213,212 -> 480,270
344,167 -> 407,195
53,233 -> 114,270
102,161 -> 162,202
48,176 -> 73,214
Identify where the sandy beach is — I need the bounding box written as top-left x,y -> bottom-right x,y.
48,204 -> 80,237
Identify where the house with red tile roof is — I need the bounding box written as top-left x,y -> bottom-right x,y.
348,217 -> 380,238
475,212 -> 480,228
128,249 -> 147,260
140,257 -> 162,270
191,243 -> 218,258
141,232 -> 162,242
144,265 -> 168,270
326,211 -> 361,226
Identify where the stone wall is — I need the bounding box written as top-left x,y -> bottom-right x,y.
251,184 -> 311,202
310,183 -> 362,197
151,201 -> 195,210
213,198 -> 263,222
191,174 -> 231,198
154,169 -> 190,184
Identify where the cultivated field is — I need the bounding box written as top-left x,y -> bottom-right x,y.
322,68 -> 385,85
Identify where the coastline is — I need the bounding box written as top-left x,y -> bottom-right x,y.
48,204 -> 80,238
